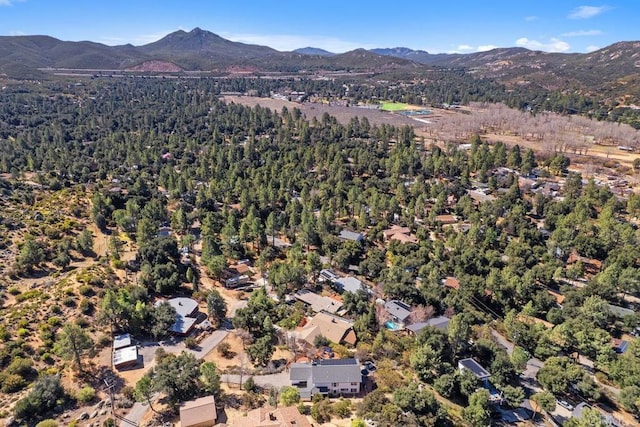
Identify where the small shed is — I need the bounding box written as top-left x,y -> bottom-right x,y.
113,333 -> 132,350
113,345 -> 138,370
180,395 -> 217,427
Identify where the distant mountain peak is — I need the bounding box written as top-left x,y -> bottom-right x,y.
293,47 -> 335,56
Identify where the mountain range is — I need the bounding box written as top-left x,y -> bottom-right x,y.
1,27 -> 639,101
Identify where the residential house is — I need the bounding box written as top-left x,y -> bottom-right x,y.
229,405 -> 312,427
458,358 -> 491,385
294,289 -> 343,314
179,396 -> 217,427
290,358 -> 362,399
566,250 -> 603,276
435,214 -> 457,225
382,225 -> 418,244
339,229 -> 364,243
442,276 -> 460,291
296,311 -> 357,346
406,316 -> 450,335
608,303 -> 635,319
383,300 -> 412,327
612,339 -> 629,354
157,297 -> 199,335
319,269 -> 339,283
334,276 -> 366,294
547,290 -> 565,306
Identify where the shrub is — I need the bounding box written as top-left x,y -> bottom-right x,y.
333,399 -> 352,418
79,298 -> 93,315
77,385 -> 96,403
78,285 -> 94,297
8,287 -> 21,295
50,305 -> 62,314
0,326 -> 10,341
1,374 -> 27,393
184,337 -> 198,349
7,357 -> 35,377
14,375 -> 66,420
311,398 -> 333,423
15,290 -> 44,303
217,342 -> 233,358
48,316 -> 62,326
17,328 -> 29,337
297,403 -> 310,415
62,296 -> 76,307
243,376 -> 259,393
280,386 -> 301,406
35,420 -> 58,427
120,386 -> 135,400
313,335 -> 330,348
97,334 -> 112,348
75,317 -> 90,328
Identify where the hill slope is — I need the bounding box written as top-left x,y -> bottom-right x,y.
292,47 -> 335,56
0,29 -> 638,104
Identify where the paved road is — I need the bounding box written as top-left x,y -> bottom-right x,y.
118,399 -> 155,427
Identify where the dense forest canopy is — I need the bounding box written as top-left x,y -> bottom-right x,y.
1,77 -> 640,425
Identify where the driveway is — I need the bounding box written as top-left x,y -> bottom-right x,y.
221,371 -> 291,389
119,330 -> 229,426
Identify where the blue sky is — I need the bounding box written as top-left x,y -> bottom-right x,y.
0,1 -> 637,53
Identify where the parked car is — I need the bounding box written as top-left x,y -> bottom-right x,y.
364,361 -> 377,372
557,400 -> 574,411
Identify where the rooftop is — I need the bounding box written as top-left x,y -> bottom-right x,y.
442,276 -> 460,290
166,297 -> 199,318
113,333 -> 132,350
294,290 -> 343,314
458,358 -> 491,380
290,358 -> 362,389
335,276 -> 364,294
384,300 -> 412,322
113,345 -> 138,368
297,312 -> 356,346
229,405 -> 312,427
406,316 -> 450,333
339,230 -> 364,242
180,395 -> 217,427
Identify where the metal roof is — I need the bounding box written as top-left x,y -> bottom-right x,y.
311,358 -> 362,384
113,333 -> 132,350
458,358 -> 491,379
335,276 -> 364,294
384,300 -> 412,322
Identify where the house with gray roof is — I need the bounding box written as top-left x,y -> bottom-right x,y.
458,358 -> 491,384
319,269 -> 339,283
289,358 -> 362,399
384,300 -> 412,326
406,316 -> 450,335
294,289 -> 343,314
334,276 -> 366,294
155,297 -> 200,335
339,230 -> 364,243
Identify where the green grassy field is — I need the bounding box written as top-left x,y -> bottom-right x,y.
380,102 -> 414,111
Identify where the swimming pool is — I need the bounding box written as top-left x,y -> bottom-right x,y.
384,320 -> 402,331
